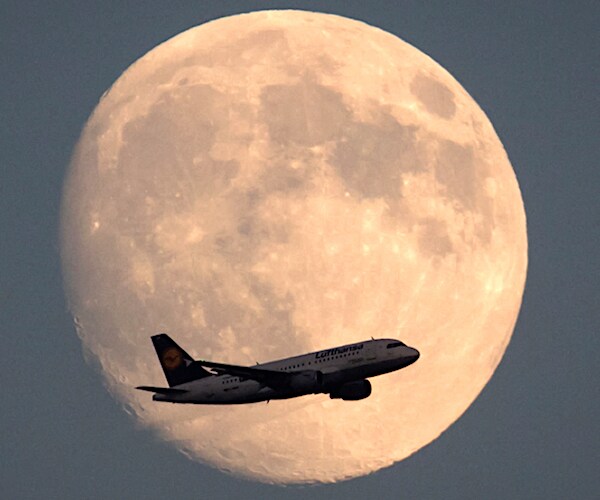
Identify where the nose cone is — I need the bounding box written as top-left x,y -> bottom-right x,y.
407,347 -> 420,365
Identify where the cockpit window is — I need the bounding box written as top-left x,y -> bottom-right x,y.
387,342 -> 405,349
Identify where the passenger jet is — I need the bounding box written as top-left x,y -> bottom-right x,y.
137,333 -> 419,404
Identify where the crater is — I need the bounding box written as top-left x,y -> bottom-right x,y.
434,140 -> 476,208
197,29 -> 290,67
332,111 -> 423,199
417,217 -> 453,257
260,77 -> 351,147
410,73 -> 456,119
236,216 -> 290,246
119,84 -> 244,193
259,165 -> 311,193
434,140 -> 494,244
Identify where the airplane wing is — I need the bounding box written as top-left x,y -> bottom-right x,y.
136,386 -> 189,395
197,360 -> 292,389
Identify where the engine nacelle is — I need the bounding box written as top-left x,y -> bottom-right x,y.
329,379 -> 372,401
288,370 -> 324,394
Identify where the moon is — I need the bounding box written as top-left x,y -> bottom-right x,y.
61,10 -> 527,483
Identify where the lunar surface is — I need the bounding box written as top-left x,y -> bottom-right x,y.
61,11 -> 527,483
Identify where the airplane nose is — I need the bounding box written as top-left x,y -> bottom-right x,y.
407,347 -> 420,364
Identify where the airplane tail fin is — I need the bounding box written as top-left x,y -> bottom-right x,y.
151,333 -> 213,387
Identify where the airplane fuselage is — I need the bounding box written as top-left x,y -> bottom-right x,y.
152,339 -> 418,404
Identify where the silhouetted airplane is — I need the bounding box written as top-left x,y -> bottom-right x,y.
137,333 -> 419,404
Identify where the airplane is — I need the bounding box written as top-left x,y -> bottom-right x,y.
136,333 -> 419,404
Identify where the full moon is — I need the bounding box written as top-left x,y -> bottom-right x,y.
61,11 -> 527,483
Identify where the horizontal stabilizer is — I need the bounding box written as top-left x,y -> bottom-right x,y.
136,386 -> 189,395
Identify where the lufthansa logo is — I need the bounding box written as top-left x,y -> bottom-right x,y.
162,347 -> 182,370
315,344 -> 363,359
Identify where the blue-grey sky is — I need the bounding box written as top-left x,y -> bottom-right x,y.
2,1 -> 598,499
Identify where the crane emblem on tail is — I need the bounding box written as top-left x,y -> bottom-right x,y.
161,347 -> 182,370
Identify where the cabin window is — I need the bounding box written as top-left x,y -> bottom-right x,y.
387,342 -> 405,349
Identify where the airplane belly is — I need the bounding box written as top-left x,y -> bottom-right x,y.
189,381 -> 273,405
333,358 -> 408,383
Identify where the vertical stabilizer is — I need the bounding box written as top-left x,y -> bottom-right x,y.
151,333 -> 213,387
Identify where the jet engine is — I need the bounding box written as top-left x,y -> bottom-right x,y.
288,370 -> 324,394
329,379 -> 372,401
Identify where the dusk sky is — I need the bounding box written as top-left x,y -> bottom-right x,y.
2,1 -> 598,499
